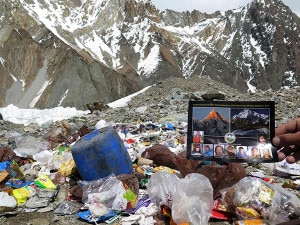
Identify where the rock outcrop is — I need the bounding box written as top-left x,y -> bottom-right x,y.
0,0 -> 299,109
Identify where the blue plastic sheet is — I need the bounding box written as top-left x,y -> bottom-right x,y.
0,161 -> 10,172
77,209 -> 116,223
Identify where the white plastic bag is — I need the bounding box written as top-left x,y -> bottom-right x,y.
0,191 -> 17,208
146,172 -> 213,225
146,171 -> 178,208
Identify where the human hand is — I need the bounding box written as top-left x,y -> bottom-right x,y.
272,118 -> 300,163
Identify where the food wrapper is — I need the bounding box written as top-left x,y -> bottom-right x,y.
236,206 -> 261,219
12,187 -> 31,205
0,170 -> 9,183
235,219 -> 269,225
211,199 -> 235,220
6,160 -> 24,179
58,158 -> 76,176
257,182 -> 274,205
6,179 -> 32,189
35,174 -> 56,189
153,166 -> 178,174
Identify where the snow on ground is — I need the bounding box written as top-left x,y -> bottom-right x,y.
0,86 -> 151,126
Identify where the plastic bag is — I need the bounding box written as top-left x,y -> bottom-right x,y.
79,174 -> 137,211
33,150 -> 53,165
142,144 -> 199,172
79,174 -> 119,206
141,144 -> 179,168
58,158 -> 76,176
0,191 -> 17,208
12,186 -> 35,205
25,195 -> 50,208
53,151 -> 73,171
196,162 -> 246,199
14,136 -> 43,157
89,202 -> 108,217
77,209 -> 116,223
222,177 -> 300,225
0,191 -> 17,215
146,171 -> 213,225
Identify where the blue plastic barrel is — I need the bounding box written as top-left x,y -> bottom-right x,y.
71,126 -> 133,181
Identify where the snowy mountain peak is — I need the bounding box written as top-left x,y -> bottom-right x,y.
232,109 -> 269,124
0,0 -> 299,109
204,109 -> 229,123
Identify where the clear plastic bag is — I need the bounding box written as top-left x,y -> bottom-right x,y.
79,174 -> 136,211
221,177 -> 300,225
146,171 -> 213,225
268,182 -> 300,225
79,174 -> 120,207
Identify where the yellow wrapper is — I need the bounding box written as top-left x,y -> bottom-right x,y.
12,188 -> 30,205
35,174 -> 56,189
58,159 -> 77,176
236,206 -> 261,219
153,166 -> 177,174
235,219 -> 268,225
0,170 -> 9,182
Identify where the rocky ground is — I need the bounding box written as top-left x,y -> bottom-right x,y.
85,75 -> 300,126
0,76 -> 300,225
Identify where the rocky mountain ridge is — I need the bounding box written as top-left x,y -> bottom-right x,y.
0,0 -> 300,110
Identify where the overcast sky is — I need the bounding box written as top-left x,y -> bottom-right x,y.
151,0 -> 300,16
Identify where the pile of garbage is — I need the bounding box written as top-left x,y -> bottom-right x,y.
1,119 -> 300,225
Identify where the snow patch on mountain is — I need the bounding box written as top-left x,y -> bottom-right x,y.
232,109 -> 269,124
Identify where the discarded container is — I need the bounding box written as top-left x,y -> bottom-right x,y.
71,126 -> 133,181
